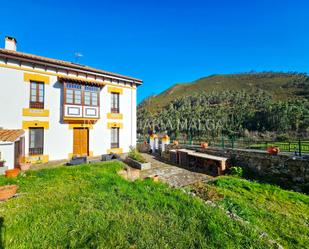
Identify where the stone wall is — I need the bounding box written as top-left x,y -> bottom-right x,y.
165,144 -> 309,193
197,147 -> 309,193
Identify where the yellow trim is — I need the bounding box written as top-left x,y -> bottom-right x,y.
108,86 -> 123,94
24,73 -> 50,84
63,117 -> 99,121
22,120 -> 49,129
107,122 -> 123,129
0,64 -> 136,89
22,108 -> 49,117
69,123 -> 93,129
68,151 -> 94,159
107,148 -> 123,154
22,155 -> 49,164
107,113 -> 123,120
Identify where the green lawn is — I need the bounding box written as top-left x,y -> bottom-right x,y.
191,177 -> 309,249
0,162 -> 307,248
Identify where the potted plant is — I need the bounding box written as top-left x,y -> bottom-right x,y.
267,146 -> 280,155
201,142 -> 208,149
127,146 -> 151,170
0,185 -> 18,201
0,160 -> 5,167
5,168 -> 20,178
20,160 -> 31,171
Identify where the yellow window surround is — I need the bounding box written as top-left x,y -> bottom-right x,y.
107,148 -> 123,154
22,120 -> 49,129
21,155 -> 49,164
69,124 -> 93,129
107,122 -> 123,129
107,113 -> 123,120
63,117 -> 99,121
107,86 -> 123,94
22,108 -> 49,117
24,73 -> 50,84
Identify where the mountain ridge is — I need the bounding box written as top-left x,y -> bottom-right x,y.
139,72 -> 309,113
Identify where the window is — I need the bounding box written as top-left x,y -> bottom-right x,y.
30,82 -> 44,109
84,85 -> 99,106
84,91 -> 99,106
65,88 -> 81,105
111,128 -> 119,148
111,92 -> 119,113
64,83 -> 99,106
29,128 -> 44,155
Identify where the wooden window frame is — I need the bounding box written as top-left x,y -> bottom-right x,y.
29,127 -> 44,155
111,127 -> 119,148
111,92 -> 120,114
29,81 -> 44,109
64,83 -> 100,107
84,90 -> 99,107
64,86 -> 82,105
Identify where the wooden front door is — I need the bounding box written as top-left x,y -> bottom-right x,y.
73,128 -> 89,156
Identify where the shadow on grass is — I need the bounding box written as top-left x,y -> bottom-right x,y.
0,217 -> 4,249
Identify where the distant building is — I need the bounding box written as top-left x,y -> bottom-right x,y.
0,36 -> 142,167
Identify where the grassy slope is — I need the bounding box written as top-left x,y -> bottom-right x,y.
191,177 -> 309,249
140,73 -> 304,113
0,162 -> 274,249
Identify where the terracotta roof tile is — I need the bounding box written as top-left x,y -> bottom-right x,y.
0,129 -> 24,142
0,48 -> 142,83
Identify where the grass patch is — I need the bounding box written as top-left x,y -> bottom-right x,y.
0,162 -> 275,248
192,177 -> 309,249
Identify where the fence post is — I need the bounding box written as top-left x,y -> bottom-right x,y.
232,137 -> 235,149
299,139 -> 302,156
221,136 -> 225,149
289,142 -> 291,152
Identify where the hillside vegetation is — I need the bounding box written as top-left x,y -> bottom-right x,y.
140,72 -> 309,112
138,72 -> 309,139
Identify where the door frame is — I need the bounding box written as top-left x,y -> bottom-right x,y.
73,127 -> 89,157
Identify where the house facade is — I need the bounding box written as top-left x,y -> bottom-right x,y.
0,36 -> 142,165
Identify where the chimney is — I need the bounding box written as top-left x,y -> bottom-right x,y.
5,36 -> 17,51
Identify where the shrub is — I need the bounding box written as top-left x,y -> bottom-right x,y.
128,146 -> 147,163
276,133 -> 291,142
229,166 -> 244,177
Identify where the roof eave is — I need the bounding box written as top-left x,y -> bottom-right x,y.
0,49 -> 143,84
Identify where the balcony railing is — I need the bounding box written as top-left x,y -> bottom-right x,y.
29,147 -> 43,155
111,142 -> 119,149
63,104 -> 100,120
111,107 -> 119,114
30,102 -> 44,109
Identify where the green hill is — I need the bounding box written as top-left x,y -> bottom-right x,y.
137,72 -> 309,139
140,72 -> 309,113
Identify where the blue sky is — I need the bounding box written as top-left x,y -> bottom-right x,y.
1,0 -> 309,103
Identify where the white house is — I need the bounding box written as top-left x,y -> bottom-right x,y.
0,36 -> 142,166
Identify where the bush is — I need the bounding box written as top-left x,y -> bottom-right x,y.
276,133 -> 290,142
128,146 -> 147,163
229,166 -> 244,177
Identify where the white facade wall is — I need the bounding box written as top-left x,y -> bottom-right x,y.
0,60 -> 138,162
0,142 -> 14,170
